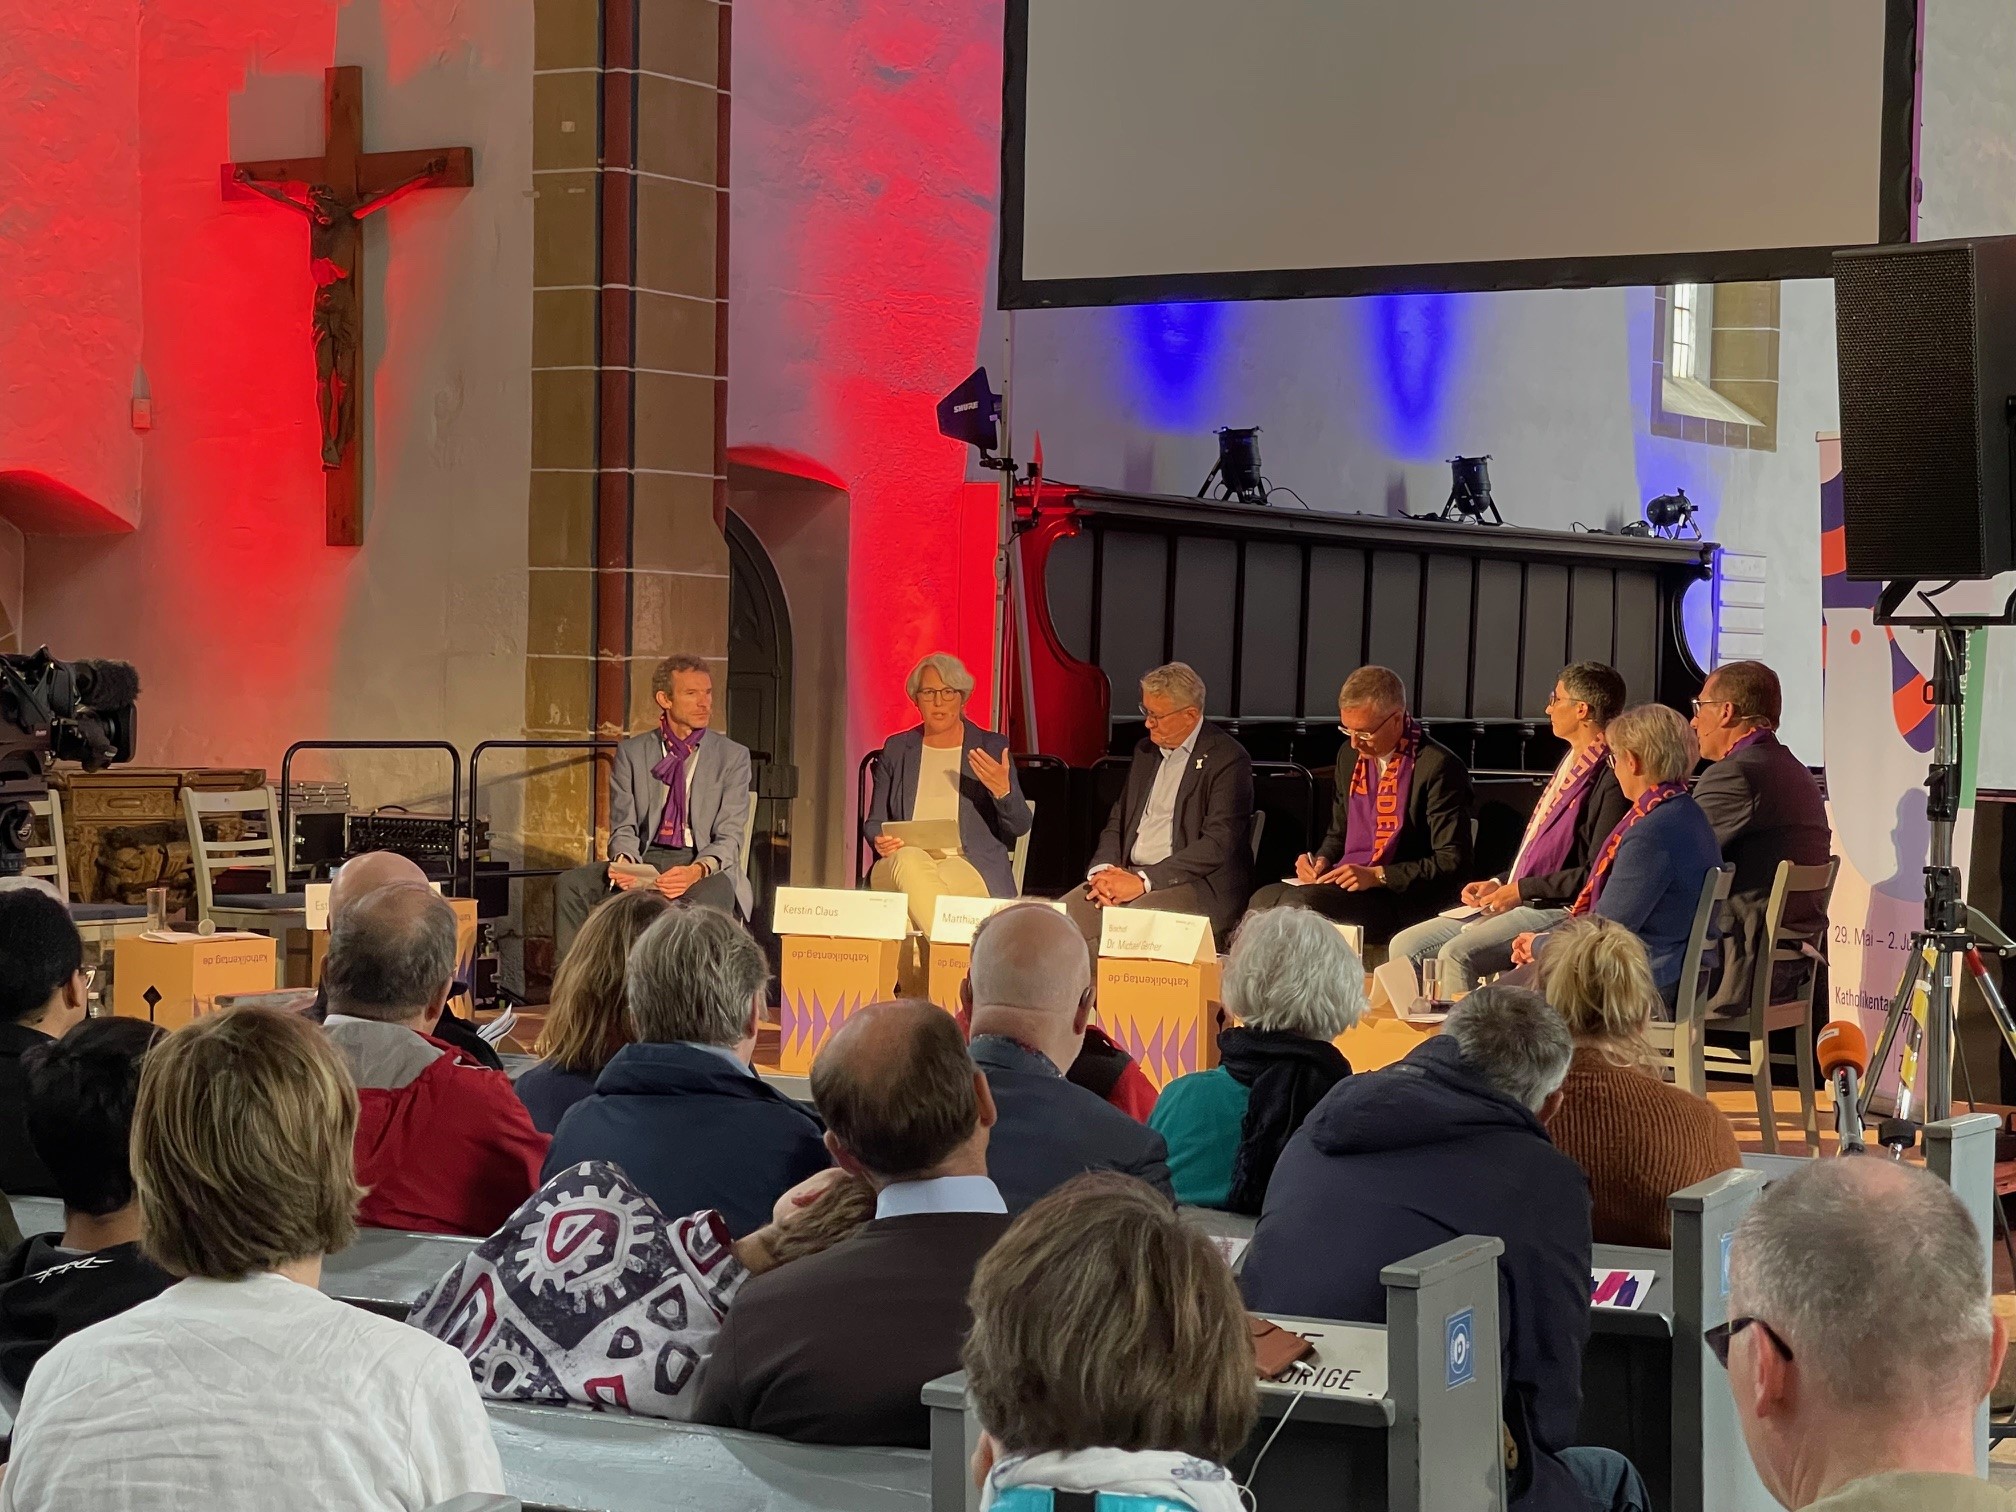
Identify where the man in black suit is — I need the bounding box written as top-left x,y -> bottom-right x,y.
1062,661 -> 1254,946
961,903 -> 1173,1212
695,999 -> 1009,1448
1250,665 -> 1473,946
1689,660 -> 1832,1015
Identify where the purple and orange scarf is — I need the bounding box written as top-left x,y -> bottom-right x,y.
1343,716 -> 1425,866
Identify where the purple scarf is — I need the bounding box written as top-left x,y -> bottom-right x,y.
1343,717 -> 1424,866
652,718 -> 706,848
1509,741 -> 1609,884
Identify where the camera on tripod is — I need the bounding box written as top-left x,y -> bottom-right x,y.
0,649 -> 141,876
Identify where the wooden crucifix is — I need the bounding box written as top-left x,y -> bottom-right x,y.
223,66 -> 472,546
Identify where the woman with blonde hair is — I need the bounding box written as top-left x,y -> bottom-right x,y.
517,888 -> 674,1132
964,1173 -> 1256,1510
1538,916 -> 1740,1246
0,1007 -> 504,1511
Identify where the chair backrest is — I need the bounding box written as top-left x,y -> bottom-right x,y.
180,785 -> 286,913
1249,808 -> 1266,862
740,790 -> 757,875
22,794 -> 66,896
1745,857 -> 1840,1024
1010,800 -> 1035,892
1647,863 -> 1734,1096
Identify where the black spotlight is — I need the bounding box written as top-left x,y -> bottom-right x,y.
1643,487 -> 1700,539
1198,427 -> 1266,505
1440,454 -> 1503,525
936,367 -> 1008,469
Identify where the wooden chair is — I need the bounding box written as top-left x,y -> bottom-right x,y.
23,795 -> 151,945
1645,864 -> 1734,1097
180,785 -> 308,944
1701,858 -> 1839,1154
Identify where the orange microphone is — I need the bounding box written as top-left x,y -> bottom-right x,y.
1816,1020 -> 1870,1155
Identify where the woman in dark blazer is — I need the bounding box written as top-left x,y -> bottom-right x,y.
864,654 -> 1032,930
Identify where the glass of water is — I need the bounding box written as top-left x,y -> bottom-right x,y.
1419,957 -> 1444,1007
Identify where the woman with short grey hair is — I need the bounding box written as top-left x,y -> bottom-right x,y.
1149,907 -> 1364,1213
863,652 -> 1032,951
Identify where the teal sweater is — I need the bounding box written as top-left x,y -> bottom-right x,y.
1148,1066 -> 1250,1210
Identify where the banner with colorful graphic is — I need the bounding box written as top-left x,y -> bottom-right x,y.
1816,435 -> 1981,1066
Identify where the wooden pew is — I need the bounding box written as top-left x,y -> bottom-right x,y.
925,1233 -> 1510,1512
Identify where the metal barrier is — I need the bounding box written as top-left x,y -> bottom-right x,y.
463,738 -> 621,896
278,740 -> 462,885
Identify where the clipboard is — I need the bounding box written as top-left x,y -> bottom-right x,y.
882,819 -> 962,852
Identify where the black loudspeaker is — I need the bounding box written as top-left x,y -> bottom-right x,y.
1834,235 -> 2016,580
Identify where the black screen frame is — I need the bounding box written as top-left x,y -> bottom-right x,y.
997,0 -> 1919,311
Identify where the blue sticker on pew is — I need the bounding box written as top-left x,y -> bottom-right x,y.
1445,1308 -> 1475,1390
1720,1231 -> 1734,1298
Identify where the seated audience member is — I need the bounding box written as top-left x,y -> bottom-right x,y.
313,850 -> 500,1070
865,653 -> 1032,935
961,902 -> 1172,1211
1150,907 -> 1362,1211
964,1173 -> 1257,1511
0,888 -> 89,1198
413,1161 -> 864,1421
1250,666 -> 1473,945
546,906 -> 827,1236
1537,917 -> 1739,1246
0,1007 -> 504,1511
323,884 -> 548,1235
1690,661 -> 1832,1015
1391,662 -> 1629,990
553,653 -> 753,960
1063,662 -> 1255,947
1511,703 -> 1721,1010
0,1019 -> 173,1395
696,999 -> 1012,1447
516,889 -> 672,1133
1242,986 -> 1647,1512
1066,1024 -> 1160,1121
1723,1159 -> 2012,1511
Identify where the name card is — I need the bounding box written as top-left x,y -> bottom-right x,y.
1099,907 -> 1213,966
927,895 -> 1064,945
773,886 -> 909,942
305,883 -> 332,932
1263,1318 -> 1388,1401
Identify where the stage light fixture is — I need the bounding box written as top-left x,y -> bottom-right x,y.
1197,426 -> 1266,505
1643,488 -> 1700,539
1440,454 -> 1503,525
936,367 -> 1008,469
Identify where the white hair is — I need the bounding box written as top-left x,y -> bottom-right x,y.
907,653 -> 976,703
1140,662 -> 1206,712
1729,1158 -> 1994,1415
1441,986 -> 1572,1112
627,907 -> 768,1047
1224,909 -> 1366,1040
1607,703 -> 1698,784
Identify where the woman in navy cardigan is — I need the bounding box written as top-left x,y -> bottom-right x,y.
864,653 -> 1032,932
1513,703 -> 1721,1010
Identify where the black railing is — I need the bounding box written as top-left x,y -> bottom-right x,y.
463,738 -> 621,896
278,740 -> 462,888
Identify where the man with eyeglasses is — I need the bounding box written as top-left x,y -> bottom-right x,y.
1719,1158 -> 2010,1510
1249,665 -> 1472,946
1688,661 -> 1829,1016
1063,662 -> 1254,947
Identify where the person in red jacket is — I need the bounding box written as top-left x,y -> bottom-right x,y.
321,883 -> 547,1235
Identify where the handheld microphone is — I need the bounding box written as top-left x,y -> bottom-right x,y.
1816,1020 -> 1870,1155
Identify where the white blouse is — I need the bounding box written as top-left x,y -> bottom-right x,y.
1,1271 -> 505,1512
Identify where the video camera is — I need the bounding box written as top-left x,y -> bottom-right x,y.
0,649 -> 140,876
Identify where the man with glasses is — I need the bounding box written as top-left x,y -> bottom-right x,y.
1063,662 -> 1254,947
1688,661 -> 1829,1015
1718,1158 -> 2009,1510
1249,665 -> 1472,946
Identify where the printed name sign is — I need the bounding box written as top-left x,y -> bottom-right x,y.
1263,1318 -> 1387,1402
1099,906 -> 1212,965
928,895 -> 1064,945
772,887 -> 908,941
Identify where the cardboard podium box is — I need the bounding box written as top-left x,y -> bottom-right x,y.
924,896 -> 1065,1012
1096,908 -> 1222,1090
114,932 -> 279,1031
774,887 -> 908,1075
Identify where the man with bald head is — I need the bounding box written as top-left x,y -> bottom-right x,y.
1723,1158 -> 2011,1510
696,1000 -> 1008,1447
323,884 -> 547,1235
960,903 -> 1171,1212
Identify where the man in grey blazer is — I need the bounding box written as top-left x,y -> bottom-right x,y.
553,654 -> 753,961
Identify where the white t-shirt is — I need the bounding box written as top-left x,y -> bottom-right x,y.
913,740 -> 965,847
0,1271 -> 505,1512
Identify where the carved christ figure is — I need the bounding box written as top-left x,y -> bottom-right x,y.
232,158 -> 450,467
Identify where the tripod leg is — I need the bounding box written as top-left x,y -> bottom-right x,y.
1962,948 -> 2016,1095
1861,945 -> 1924,1121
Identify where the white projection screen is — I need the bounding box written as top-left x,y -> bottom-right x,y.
1000,0 -> 1916,308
